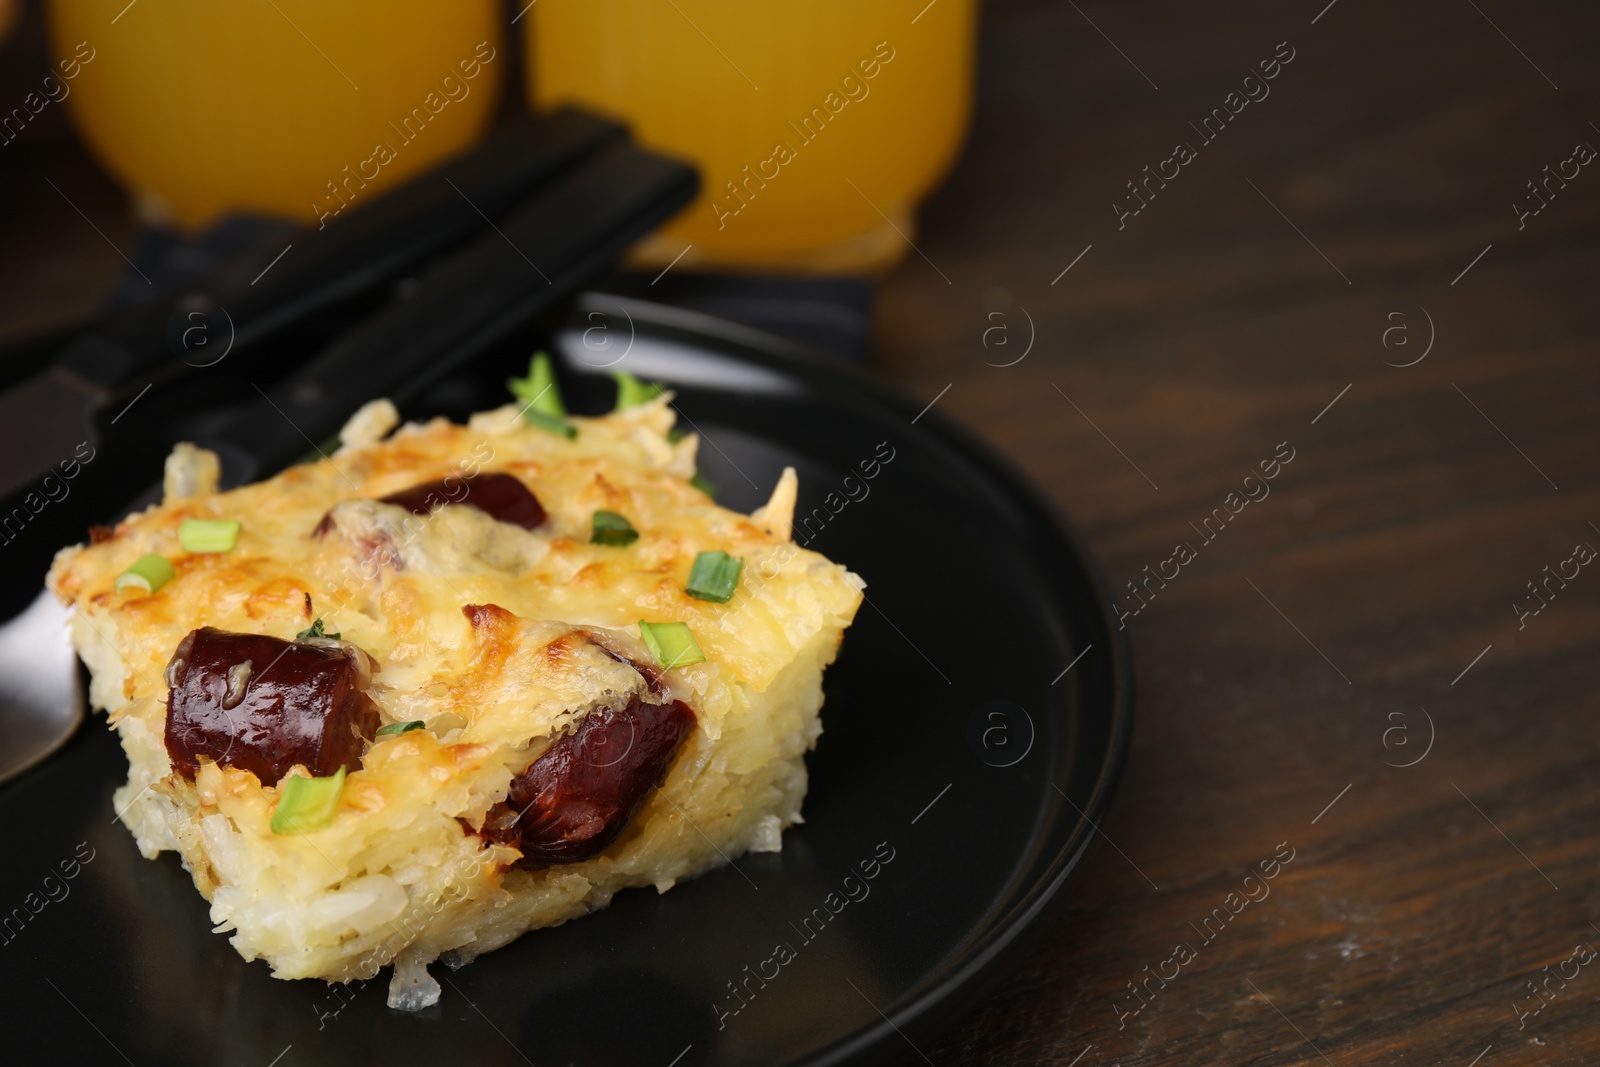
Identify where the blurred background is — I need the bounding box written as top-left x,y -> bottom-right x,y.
4,1 -> 1600,1064
0,0 -> 976,360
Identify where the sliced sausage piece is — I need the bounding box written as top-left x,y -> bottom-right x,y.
163,628 -> 380,784
483,695 -> 696,868
379,472 -> 546,530
583,630 -> 665,695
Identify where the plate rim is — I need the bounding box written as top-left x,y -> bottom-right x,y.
6,295 -> 1134,1066
572,292 -> 1136,1065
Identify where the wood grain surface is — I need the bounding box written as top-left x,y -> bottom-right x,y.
4,1 -> 1599,1065
870,1 -> 1600,1064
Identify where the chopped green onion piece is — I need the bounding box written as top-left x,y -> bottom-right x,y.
638,620 -> 706,670
521,408 -> 577,439
666,427 -> 687,444
178,518 -> 240,553
690,472 -> 716,497
509,353 -> 575,436
270,767 -> 346,835
296,618 -> 340,640
115,554 -> 175,596
611,370 -> 666,410
375,720 -> 425,737
685,550 -> 742,603
296,434 -> 342,466
591,510 -> 640,546
508,352 -> 567,417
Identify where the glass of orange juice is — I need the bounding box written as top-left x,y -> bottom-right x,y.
525,0 -> 976,274
47,0 -> 503,231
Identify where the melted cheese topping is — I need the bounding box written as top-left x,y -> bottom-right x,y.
50,396 -> 863,743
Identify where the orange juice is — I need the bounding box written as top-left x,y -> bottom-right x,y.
47,0 -> 503,231
0,0 -> 19,47
526,0 -> 976,273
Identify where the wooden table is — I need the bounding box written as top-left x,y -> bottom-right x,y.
6,2 -> 1599,1064
870,1 -> 1600,1064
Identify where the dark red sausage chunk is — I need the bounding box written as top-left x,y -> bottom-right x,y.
163,628 -> 380,785
482,696 -> 696,868
379,472 -> 546,530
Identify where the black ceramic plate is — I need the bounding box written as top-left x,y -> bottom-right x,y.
0,295 -> 1132,1067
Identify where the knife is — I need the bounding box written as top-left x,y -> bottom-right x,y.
0,107 -> 623,503
200,139 -> 699,487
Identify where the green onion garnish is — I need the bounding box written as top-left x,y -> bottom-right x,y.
690,472 -> 716,497
375,721 -> 425,737
509,353 -> 575,437
612,370 -> 665,410
178,518 -> 240,553
270,767 -> 346,835
296,618 -> 340,640
521,408 -> 577,439
296,433 -> 342,467
685,550 -> 742,603
638,620 -> 706,670
591,510 -> 640,546
114,554 -> 175,596
508,350 -> 571,430
509,352 -> 566,416
666,427 -> 687,444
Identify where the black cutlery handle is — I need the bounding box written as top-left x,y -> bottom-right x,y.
52,108 -> 623,397
205,140 -> 698,486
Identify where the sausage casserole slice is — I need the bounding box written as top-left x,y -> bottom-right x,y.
47,382 -> 862,1009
